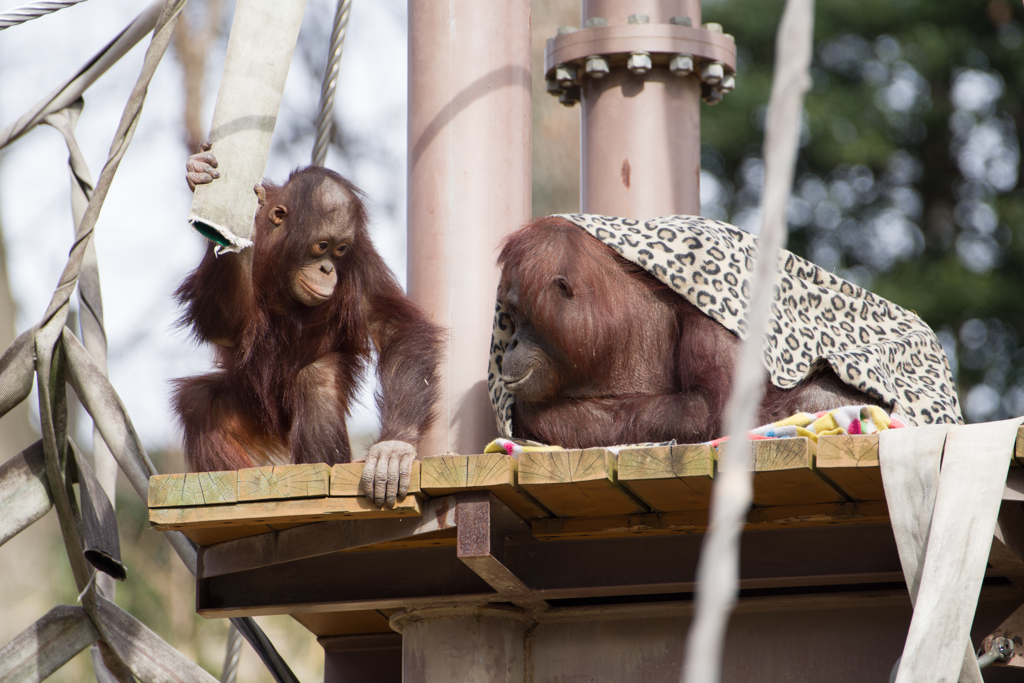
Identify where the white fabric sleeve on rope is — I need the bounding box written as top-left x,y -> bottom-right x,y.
882,418 -> 1024,683
187,0 -> 308,252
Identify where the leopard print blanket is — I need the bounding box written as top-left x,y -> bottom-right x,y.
487,214 -> 962,440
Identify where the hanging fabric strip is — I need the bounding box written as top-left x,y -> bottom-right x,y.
882,418 -> 1024,683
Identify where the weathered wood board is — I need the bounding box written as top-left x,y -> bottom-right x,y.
420,453 -> 550,519
816,434 -> 883,501
148,471 -> 236,508
518,449 -> 647,517
716,438 -> 845,506
330,462 -> 422,497
237,464 -> 331,501
531,500 -> 889,540
150,495 -> 420,532
292,609 -> 395,637
617,445 -> 715,512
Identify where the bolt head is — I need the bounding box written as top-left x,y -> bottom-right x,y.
627,52 -> 652,74
701,61 -> 725,85
555,63 -> 578,88
558,87 -> 581,107
703,22 -> 724,33
670,54 -> 694,76
584,17 -> 607,28
585,56 -> 610,79
545,78 -> 563,95
702,83 -> 724,105
669,15 -> 693,26
627,13 -> 650,24
719,73 -> 736,92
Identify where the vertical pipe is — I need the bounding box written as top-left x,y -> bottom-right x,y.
396,608 -> 528,683
580,0 -> 702,218
407,0 -> 533,456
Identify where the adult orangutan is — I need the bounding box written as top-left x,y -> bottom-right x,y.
491,215 -> 960,447
175,146 -> 442,506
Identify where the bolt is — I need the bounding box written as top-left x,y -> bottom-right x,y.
627,13 -> 649,24
702,84 -> 724,106
585,55 -> 610,79
559,87 -> 581,107
555,63 -> 578,88
584,17 -> 607,28
718,73 -> 736,93
627,52 -> 652,74
545,78 -> 563,95
670,16 -> 692,26
556,25 -> 578,36
704,22 -> 724,33
701,61 -> 725,85
670,54 -> 695,77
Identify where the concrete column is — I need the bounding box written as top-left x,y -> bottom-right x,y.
580,0 -> 702,218
407,1 -> 533,456
392,606 -> 530,683
321,633 -> 402,683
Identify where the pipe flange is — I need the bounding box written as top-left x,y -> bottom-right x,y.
544,20 -> 737,107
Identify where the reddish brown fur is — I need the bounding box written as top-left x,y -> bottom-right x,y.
497,217 -> 877,447
174,167 -> 443,472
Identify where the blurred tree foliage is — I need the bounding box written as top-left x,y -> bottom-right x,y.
696,0 -> 1024,422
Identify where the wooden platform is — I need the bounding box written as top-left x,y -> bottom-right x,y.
151,428 -> 1024,639
148,435 -> 901,545
149,430 -> 1024,548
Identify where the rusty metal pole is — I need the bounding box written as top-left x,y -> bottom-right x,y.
407,1 -> 533,456
544,0 -> 736,219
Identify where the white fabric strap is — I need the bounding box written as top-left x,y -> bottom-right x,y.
882,418 -> 1024,683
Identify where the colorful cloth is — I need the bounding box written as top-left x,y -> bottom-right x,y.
484,438 -> 564,456
707,404 -> 907,447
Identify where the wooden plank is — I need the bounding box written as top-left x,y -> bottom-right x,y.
617,445 -> 715,512
291,610 -> 394,637
531,500 -> 889,540
816,434 -> 883,501
330,462 -> 421,497
237,464 -> 330,501
148,471 -> 236,508
420,453 -> 550,520
716,437 -> 845,506
1015,425 -> 1024,466
176,524 -> 281,546
150,495 -> 420,531
518,449 -> 647,517
176,519 -> 320,545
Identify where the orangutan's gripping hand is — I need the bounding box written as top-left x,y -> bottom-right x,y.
186,141 -> 219,191
359,440 -> 417,508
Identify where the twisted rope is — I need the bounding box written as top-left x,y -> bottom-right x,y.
220,625 -> 243,683
311,0 -> 352,166
0,0 -> 90,30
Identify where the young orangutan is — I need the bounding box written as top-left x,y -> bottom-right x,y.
175,146 -> 442,506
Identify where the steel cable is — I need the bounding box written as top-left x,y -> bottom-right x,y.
311,0 -> 352,166
0,0 -> 90,31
